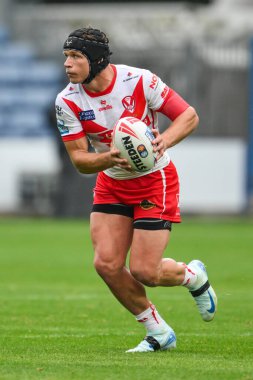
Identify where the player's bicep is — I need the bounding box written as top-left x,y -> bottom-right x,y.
158,89 -> 190,121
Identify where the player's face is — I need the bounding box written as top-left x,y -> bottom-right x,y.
63,50 -> 89,83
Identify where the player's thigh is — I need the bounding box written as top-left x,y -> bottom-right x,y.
129,228 -> 170,270
90,212 -> 133,265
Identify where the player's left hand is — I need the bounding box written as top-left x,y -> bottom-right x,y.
151,129 -> 165,161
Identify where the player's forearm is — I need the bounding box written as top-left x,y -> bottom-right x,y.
162,106 -> 199,149
70,151 -> 114,174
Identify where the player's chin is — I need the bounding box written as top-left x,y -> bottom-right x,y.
69,79 -> 79,84
67,75 -> 81,84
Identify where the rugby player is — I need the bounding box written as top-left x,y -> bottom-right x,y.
55,27 -> 217,352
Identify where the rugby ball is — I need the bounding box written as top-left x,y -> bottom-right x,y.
112,117 -> 157,172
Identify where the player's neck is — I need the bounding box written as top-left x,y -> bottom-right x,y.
83,64 -> 114,93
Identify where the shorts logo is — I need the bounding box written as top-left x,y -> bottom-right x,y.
163,221 -> 171,229
122,96 -> 135,113
79,110 -> 96,121
137,144 -> 148,158
140,200 -> 156,210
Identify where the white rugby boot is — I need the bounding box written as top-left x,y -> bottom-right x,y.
126,326 -> 176,353
187,260 -> 217,322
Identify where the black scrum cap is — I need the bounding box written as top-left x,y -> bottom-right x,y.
63,27 -> 112,84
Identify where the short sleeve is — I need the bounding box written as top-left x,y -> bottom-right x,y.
142,70 -> 170,111
55,95 -> 85,141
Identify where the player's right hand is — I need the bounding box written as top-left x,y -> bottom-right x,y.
110,146 -> 132,171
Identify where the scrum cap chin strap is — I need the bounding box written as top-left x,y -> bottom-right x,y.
63,28 -> 112,84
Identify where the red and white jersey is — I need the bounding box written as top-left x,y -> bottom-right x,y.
55,64 -> 173,179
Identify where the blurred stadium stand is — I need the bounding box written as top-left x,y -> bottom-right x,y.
0,29 -> 61,138
11,1 -> 252,140
0,25 -> 9,43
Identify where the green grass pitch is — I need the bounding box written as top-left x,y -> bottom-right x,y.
0,217 -> 253,380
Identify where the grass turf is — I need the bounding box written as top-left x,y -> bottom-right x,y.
0,217 -> 252,380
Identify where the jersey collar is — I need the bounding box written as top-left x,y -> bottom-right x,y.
82,64 -> 117,97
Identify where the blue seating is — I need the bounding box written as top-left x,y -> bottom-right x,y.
0,42 -> 36,63
0,109 -> 52,137
0,66 -> 24,86
24,62 -> 62,86
0,87 -> 58,111
0,113 -> 5,133
0,26 -> 9,44
0,25 -> 61,137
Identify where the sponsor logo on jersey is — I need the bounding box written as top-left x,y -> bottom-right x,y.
65,89 -> 79,97
145,128 -> 155,143
122,96 -> 136,113
98,100 -> 113,112
149,74 -> 159,90
57,119 -> 69,135
137,144 -> 148,158
161,86 -> 169,99
123,73 -> 139,82
55,105 -> 63,116
140,200 -> 156,210
79,110 -> 96,121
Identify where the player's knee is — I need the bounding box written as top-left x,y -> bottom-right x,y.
93,254 -> 122,278
130,266 -> 158,287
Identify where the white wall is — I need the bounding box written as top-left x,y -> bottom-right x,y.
0,137 -> 247,215
0,138 -> 61,213
169,138 -> 247,213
